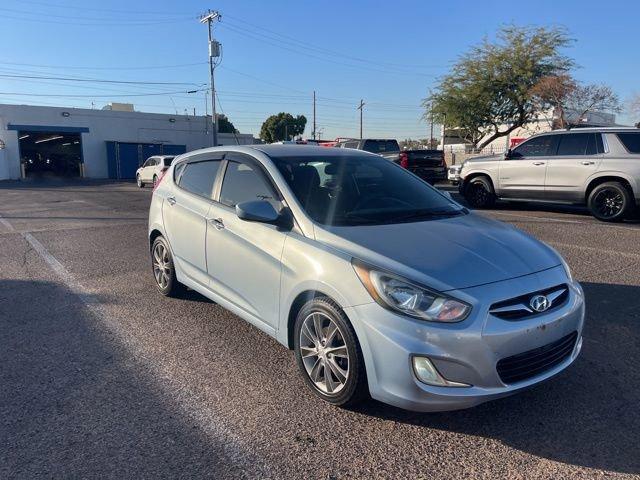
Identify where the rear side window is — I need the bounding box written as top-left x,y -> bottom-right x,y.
556,133 -> 591,156
219,161 -> 276,207
164,157 -> 174,166
617,133 -> 640,153
178,160 -> 221,199
362,140 -> 399,153
344,141 -> 359,149
511,135 -> 554,157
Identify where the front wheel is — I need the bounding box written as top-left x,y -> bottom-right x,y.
587,182 -> 632,222
463,176 -> 496,208
294,297 -> 368,407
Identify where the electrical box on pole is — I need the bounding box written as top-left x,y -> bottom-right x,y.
209,40 -> 221,58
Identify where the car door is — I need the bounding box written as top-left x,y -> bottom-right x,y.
497,134 -> 557,198
545,133 -> 603,201
162,154 -> 223,288
206,152 -> 287,329
143,158 -> 157,182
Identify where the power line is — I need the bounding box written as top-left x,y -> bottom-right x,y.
0,60 -> 207,71
0,73 -> 204,86
0,90 -> 205,98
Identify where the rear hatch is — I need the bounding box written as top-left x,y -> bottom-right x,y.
404,150 -> 445,168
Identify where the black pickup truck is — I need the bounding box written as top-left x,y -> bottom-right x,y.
336,138 -> 447,184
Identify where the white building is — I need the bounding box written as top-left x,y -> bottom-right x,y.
0,103 -> 256,181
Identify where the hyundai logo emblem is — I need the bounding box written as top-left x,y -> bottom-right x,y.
530,295 -> 550,312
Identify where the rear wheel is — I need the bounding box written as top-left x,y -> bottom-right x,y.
294,297 -> 368,407
153,174 -> 158,188
464,176 -> 496,208
588,182 -> 632,222
151,236 -> 184,296
136,174 -> 144,188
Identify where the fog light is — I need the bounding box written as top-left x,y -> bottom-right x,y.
412,356 -> 470,387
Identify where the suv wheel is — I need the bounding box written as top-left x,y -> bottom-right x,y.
294,297 -> 368,407
588,182 -> 631,222
464,176 -> 496,208
151,236 -> 184,296
136,174 -> 144,188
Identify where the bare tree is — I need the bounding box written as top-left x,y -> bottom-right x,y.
567,84 -> 621,121
530,74 -> 577,129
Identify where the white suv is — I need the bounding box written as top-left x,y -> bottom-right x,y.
136,155 -> 175,188
459,128 -> 640,222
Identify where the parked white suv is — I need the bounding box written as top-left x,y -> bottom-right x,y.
458,128 -> 640,221
136,155 -> 175,188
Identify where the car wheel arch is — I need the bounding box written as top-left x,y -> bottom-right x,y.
463,172 -> 496,192
584,174 -> 635,203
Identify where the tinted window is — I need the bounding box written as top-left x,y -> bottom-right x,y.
178,160 -> 221,199
617,133 -> 640,153
362,140 -> 400,153
220,161 -> 276,207
163,157 -> 174,166
344,141 -> 359,149
512,135 -> 554,157
556,133 -> 591,156
272,154 -> 462,226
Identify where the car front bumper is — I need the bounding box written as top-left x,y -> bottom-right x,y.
344,265 -> 585,412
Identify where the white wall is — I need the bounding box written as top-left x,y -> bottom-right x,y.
0,104 -> 256,180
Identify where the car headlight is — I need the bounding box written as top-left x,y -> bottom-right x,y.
352,260 -> 471,322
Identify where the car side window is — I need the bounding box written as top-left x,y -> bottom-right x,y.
344,141 -> 359,149
511,135 -> 554,158
177,160 -> 221,199
219,160 -> 277,207
556,133 -> 592,156
617,133 -> 640,153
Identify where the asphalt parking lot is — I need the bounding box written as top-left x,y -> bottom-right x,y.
1,180 -> 639,479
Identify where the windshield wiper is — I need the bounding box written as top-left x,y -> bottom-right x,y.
392,209 -> 463,222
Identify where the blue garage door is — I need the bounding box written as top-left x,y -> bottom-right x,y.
106,142 -> 187,179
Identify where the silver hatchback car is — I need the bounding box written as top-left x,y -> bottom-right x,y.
148,145 -> 584,412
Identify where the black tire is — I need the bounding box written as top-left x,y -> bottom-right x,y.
136,174 -> 144,188
152,175 -> 158,188
463,175 -> 496,208
294,297 -> 368,407
587,181 -> 632,222
151,236 -> 184,297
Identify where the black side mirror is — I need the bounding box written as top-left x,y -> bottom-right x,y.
236,200 -> 292,229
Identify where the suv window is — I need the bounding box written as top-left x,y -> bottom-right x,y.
556,133 -> 592,156
511,135 -> 554,157
344,141 -> 359,149
362,140 -> 399,153
178,160 -> 221,199
617,133 -> 640,153
220,161 -> 276,207
163,157 -> 174,167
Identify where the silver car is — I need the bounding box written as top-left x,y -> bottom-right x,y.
148,145 -> 584,412
459,128 -> 640,222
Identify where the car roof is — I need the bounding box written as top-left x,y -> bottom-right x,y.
250,144 -> 377,157
536,127 -> 639,135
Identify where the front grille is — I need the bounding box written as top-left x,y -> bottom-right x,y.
496,331 -> 578,384
489,284 -> 569,320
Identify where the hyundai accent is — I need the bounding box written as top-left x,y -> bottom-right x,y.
148,145 -> 584,411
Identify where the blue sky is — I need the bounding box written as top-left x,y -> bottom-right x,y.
0,0 -> 637,140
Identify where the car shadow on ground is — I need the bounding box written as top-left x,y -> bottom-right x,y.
353,281 -> 640,475
0,279 -> 254,478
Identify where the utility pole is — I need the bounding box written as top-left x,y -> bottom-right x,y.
312,90 -> 316,140
200,10 -> 222,147
357,99 -> 365,139
429,104 -> 434,148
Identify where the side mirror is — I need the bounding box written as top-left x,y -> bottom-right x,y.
236,200 -> 292,229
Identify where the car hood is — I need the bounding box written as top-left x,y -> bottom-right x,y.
315,213 -> 561,291
464,153 -> 501,164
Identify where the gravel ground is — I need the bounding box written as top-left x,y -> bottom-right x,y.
0,180 -> 638,479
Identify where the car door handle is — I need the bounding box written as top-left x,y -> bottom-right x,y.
581,161 -> 595,165
209,217 -> 225,230
167,196 -> 176,205
532,161 -> 545,166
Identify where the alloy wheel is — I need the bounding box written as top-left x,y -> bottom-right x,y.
299,312 -> 350,395
593,188 -> 624,219
471,182 -> 489,205
152,242 -> 171,289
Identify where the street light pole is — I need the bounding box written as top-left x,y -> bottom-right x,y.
357,99 -> 365,139
200,10 -> 221,147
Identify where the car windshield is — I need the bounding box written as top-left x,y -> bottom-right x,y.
271,154 -> 464,226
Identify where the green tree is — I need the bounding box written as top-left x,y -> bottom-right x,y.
424,26 -> 573,149
216,114 -> 238,134
260,112 -> 307,143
